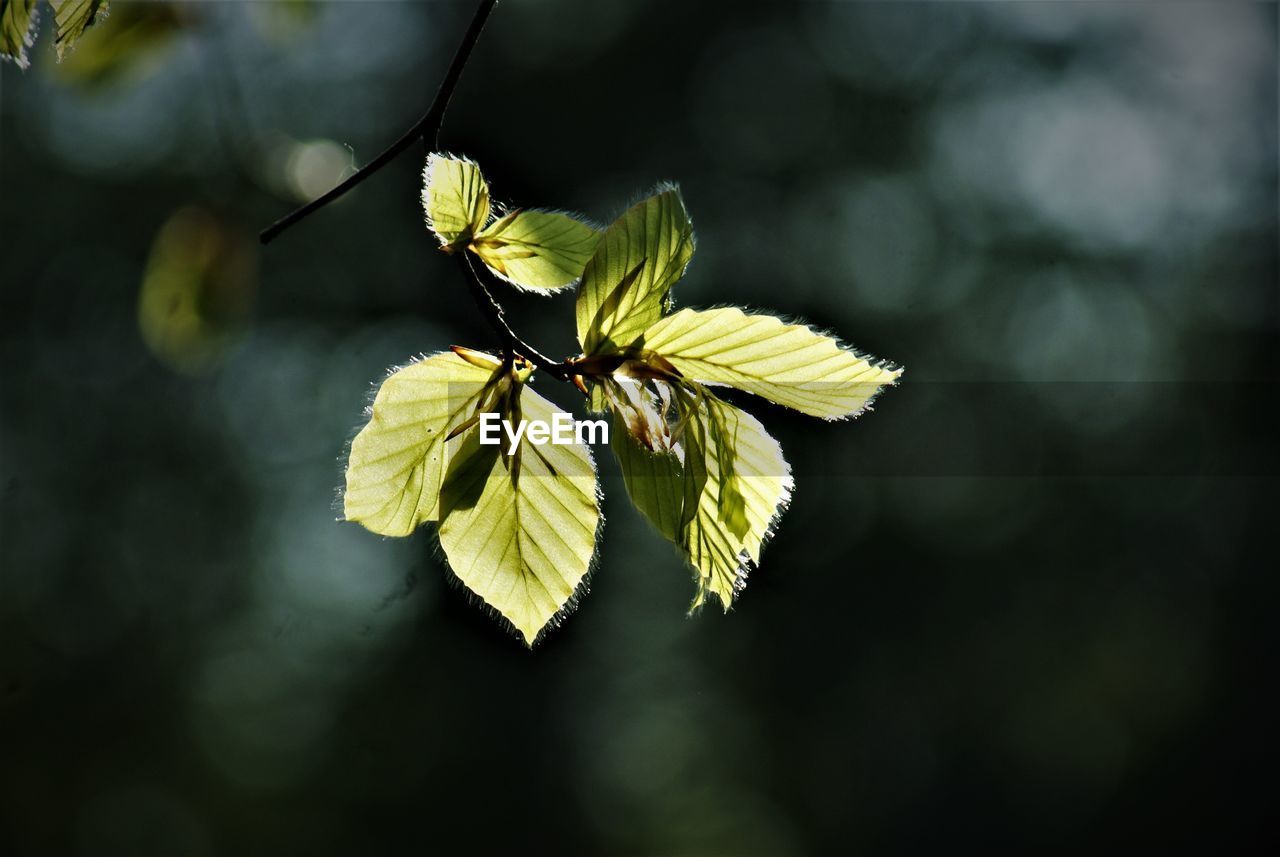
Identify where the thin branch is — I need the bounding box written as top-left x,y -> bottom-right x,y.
457,255 -> 572,381
259,0 -> 498,244
258,0 -> 588,391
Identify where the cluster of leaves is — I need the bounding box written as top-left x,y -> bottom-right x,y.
5,0 -> 896,646
1,0 -> 108,68
344,156 -> 902,645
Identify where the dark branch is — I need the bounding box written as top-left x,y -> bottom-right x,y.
258,0 -> 587,390
259,0 -> 498,244
457,255 -> 572,381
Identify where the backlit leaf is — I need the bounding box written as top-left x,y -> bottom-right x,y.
611,410 -> 682,543
610,382 -> 791,611
343,350 -> 502,537
471,209 -> 600,293
437,382 -> 600,645
642,306 -> 902,420
422,153 -> 490,251
576,188 -> 694,356
50,0 -> 108,59
1,0 -> 39,68
677,392 -> 792,611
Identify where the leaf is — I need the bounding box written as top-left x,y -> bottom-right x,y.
1,0 -> 39,68
437,382 -> 601,646
609,383 -> 791,611
50,0 -> 108,59
138,206 -> 257,375
471,209 -> 600,293
343,350 -> 502,537
576,188 -> 694,356
611,410 -> 682,542
422,153 -> 490,251
677,392 -> 792,611
54,2 -> 180,87
641,306 -> 902,420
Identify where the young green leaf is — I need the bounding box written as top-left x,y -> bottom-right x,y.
344,350 -> 502,537
678,394 -> 792,611
423,153 -> 491,251
576,188 -> 694,356
611,410 -> 683,542
437,382 -> 601,646
608,382 -> 791,611
50,0 -> 108,59
471,209 -> 601,293
422,154 -> 599,291
1,0 -> 39,68
642,306 -> 902,420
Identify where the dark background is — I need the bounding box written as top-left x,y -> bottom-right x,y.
2,1 -> 1277,853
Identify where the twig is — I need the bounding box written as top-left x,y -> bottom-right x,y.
258,0 -> 591,390
457,255 -> 572,381
259,0 -> 498,244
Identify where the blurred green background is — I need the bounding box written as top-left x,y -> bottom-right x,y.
2,1 -> 1277,853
